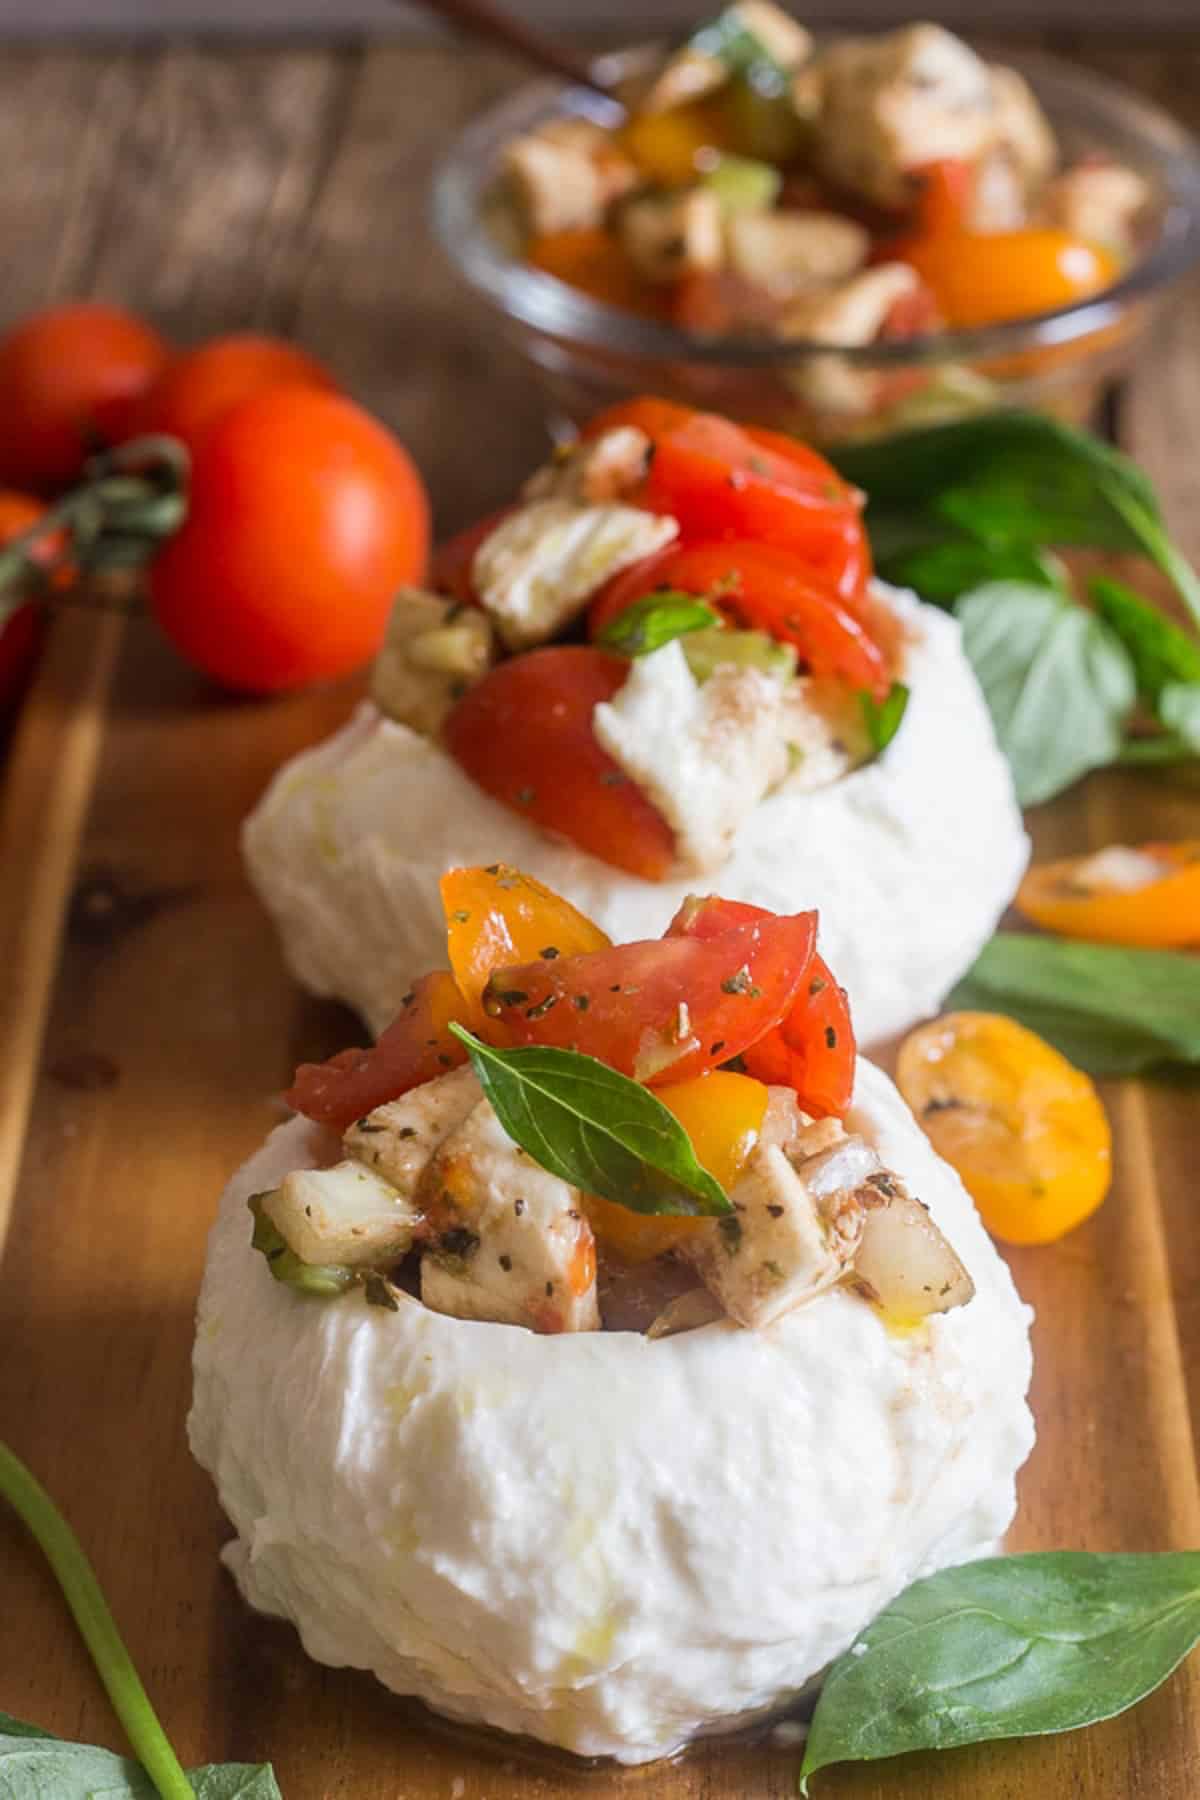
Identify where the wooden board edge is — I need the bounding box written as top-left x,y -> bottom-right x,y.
0,608 -> 125,1253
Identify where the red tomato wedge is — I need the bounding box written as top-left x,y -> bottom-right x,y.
580,396 -> 696,442
286,970 -> 471,1130
429,507 -> 512,607
482,910 -> 817,1085
637,413 -> 869,594
443,647 -> 677,881
589,538 -> 890,696
667,896 -> 856,1117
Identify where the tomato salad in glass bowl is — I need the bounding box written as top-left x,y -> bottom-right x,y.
190,868 -> 1034,1763
243,398 -> 1028,1046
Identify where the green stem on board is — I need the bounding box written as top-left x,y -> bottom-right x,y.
0,1438 -> 195,1800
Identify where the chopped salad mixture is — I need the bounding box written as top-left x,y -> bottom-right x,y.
259,864 -> 973,1336
373,395 -> 908,879
502,7 -> 1148,349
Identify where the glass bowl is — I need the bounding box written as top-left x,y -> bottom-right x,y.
432,44 -> 1200,447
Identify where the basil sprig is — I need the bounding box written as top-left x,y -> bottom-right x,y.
450,1026 -> 730,1218
0,1439 -> 281,1798
688,5 -> 789,81
799,1551 -> 1200,1791
830,413 -> 1200,800
860,680 -> 909,753
956,583 -> 1136,806
949,932 -> 1200,1075
596,590 -> 719,657
0,1716 -> 280,1797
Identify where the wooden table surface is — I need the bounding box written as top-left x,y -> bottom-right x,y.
0,29 -> 1198,1800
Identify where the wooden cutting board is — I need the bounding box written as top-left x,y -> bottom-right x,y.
0,30 -> 1199,1800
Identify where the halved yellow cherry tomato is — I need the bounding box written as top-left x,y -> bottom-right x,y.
618,100 -> 730,187
584,1070 -> 769,1263
897,229 -> 1119,331
897,1012 -> 1111,1247
1015,841 -> 1200,949
440,864 -> 610,1033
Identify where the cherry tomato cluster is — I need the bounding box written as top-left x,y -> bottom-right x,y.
440,396 -> 884,879
0,301 -> 431,706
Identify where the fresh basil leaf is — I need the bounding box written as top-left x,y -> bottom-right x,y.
956,583 -> 1135,806
449,1027 -> 731,1218
596,591 -> 719,658
1119,731 -> 1200,767
948,932 -> 1200,1074
860,681 -> 909,752
248,1195 -> 357,1298
1159,681 -> 1200,751
1090,575 -> 1200,706
1100,479 -> 1200,633
0,1724 -> 282,1798
879,540 -> 1068,608
799,1551 -> 1200,1792
689,5 -> 788,79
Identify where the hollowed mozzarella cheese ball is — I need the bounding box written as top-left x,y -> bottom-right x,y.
189,1059 -> 1034,1764
242,584 -> 1028,1047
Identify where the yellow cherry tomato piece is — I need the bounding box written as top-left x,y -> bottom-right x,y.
897,1011 -> 1111,1247
618,100 -> 730,187
585,1070 -> 769,1263
1016,841 -> 1200,948
899,229 -> 1119,330
440,864 -> 610,1033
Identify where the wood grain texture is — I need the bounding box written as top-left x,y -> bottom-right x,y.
0,34 -> 1198,1800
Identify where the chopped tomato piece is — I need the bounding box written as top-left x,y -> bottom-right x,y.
482,909 -> 817,1085
440,863 -> 611,1032
913,159 -> 975,237
638,413 -> 870,596
897,1011 -> 1111,1246
429,508 -> 511,607
443,647 -> 677,881
589,538 -> 890,695
896,229 -> 1118,331
585,1070 -> 768,1262
580,396 -> 695,442
667,895 -> 856,1118
1015,841 -> 1200,948
528,228 -> 664,317
285,970 -> 471,1131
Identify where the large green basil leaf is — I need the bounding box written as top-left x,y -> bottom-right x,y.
948,932 -> 1200,1074
595,591 -> 718,657
800,1551 -> 1200,1791
956,582 -> 1135,805
878,539 -> 1067,608
450,1027 -> 731,1217
0,1717 -> 282,1798
1090,576 -> 1200,706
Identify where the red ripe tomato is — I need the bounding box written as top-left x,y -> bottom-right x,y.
147,384 -> 430,693
287,970 -> 471,1130
443,647 -> 677,880
0,302 -> 171,490
482,908 -> 816,1084
590,539 -> 890,697
429,508 -> 513,607
0,489 -> 70,713
581,396 -> 696,441
129,332 -> 335,458
667,896 -> 856,1117
638,412 -> 869,595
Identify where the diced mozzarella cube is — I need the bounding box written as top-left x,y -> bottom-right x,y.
684,1141 -> 867,1329
503,118 -> 637,236
343,1066 -> 482,1196
370,589 -> 497,737
988,65 -> 1058,190
592,638 -> 791,875
419,1099 -> 599,1334
522,427 -> 653,505
852,1177 -> 976,1322
263,1161 -> 420,1268
472,499 -> 678,651
809,25 -> 996,210
780,263 -> 924,417
619,188 -> 725,283
726,211 -> 869,297
642,2 -> 812,113
1042,163 -> 1149,257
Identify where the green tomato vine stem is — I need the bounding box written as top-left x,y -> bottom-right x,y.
0,1437 -> 196,1800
